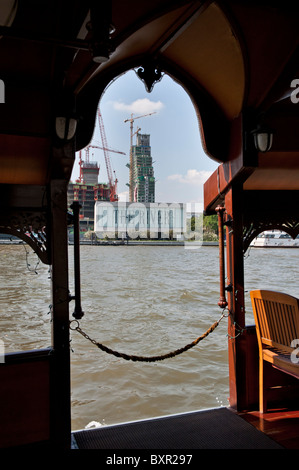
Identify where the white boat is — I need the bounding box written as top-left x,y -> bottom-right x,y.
251,230 -> 299,248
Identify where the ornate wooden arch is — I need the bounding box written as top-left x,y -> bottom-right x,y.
0,210 -> 50,265
75,54 -> 231,171
242,190 -> 299,253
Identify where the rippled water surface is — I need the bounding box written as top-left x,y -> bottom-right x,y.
1,243 -> 298,431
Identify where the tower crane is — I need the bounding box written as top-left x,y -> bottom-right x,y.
85,144 -> 125,163
124,112 -> 156,202
76,151 -> 83,183
76,138 -> 125,195
97,109 -> 124,202
94,140 -> 126,155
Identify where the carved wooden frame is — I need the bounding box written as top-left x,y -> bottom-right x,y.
0,209 -> 50,264
242,190 -> 299,252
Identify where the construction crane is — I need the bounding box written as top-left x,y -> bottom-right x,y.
85,144 -> 125,163
124,112 -> 156,202
97,109 -> 124,202
76,151 -> 83,183
76,142 -> 125,190
93,140 -> 126,155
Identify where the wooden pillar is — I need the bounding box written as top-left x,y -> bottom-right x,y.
224,184 -> 248,411
50,180 -> 71,448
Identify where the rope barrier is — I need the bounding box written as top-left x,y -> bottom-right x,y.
69,310 -> 228,363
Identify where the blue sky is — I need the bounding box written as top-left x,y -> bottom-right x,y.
71,70 -> 219,208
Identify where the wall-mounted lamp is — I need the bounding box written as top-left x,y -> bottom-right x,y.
251,125 -> 274,152
90,42 -> 110,63
55,117 -> 77,141
87,1 -> 115,63
87,22 -> 115,63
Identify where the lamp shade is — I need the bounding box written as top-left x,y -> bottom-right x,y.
91,43 -> 110,63
251,127 -> 273,152
254,132 -> 273,152
56,117 -> 77,140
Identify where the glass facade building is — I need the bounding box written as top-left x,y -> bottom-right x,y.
132,133 -> 155,203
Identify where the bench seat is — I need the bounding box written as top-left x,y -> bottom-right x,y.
263,347 -> 299,379
250,290 -> 299,413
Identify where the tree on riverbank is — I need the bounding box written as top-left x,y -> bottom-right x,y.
188,214 -> 218,241
203,214 -> 218,241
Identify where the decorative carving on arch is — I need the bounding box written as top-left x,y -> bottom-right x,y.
243,218 -> 299,253
242,190 -> 299,253
135,62 -> 164,93
243,220 -> 299,253
0,210 -> 50,264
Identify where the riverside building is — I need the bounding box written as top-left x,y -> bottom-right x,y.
68,160 -> 110,232
94,201 -> 192,240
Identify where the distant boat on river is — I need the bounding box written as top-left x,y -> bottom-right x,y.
251,230 -> 299,248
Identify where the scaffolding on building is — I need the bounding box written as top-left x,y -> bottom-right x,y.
68,108 -> 125,231
132,132 -> 155,203
124,112 -> 156,201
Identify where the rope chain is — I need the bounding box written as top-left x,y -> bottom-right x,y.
69,310 -> 228,363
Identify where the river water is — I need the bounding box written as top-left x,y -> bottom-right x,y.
1,243 -> 299,431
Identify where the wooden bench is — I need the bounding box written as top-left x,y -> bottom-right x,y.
250,290 -> 299,413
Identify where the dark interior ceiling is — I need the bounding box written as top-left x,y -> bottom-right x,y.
1,0 -> 299,188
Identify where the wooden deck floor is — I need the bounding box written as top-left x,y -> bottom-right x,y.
239,408 -> 299,449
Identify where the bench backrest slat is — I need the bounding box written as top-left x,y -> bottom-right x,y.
250,290 -> 299,352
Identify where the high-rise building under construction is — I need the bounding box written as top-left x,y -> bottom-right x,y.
68,160 -> 110,231
132,133 -> 155,203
